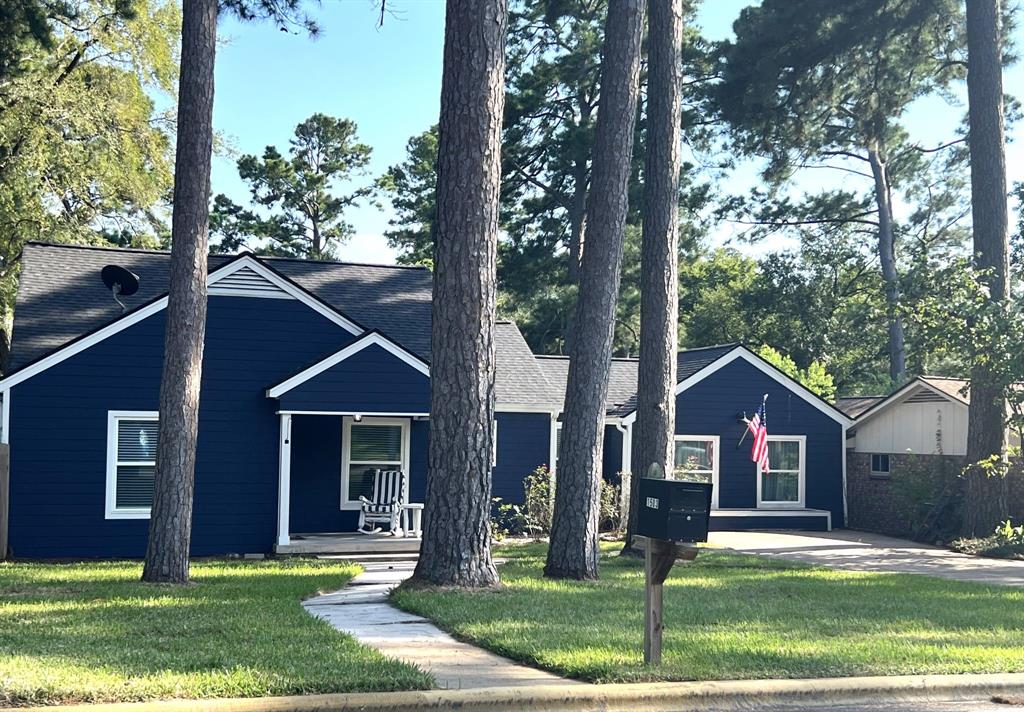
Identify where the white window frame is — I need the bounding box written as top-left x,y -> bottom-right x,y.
673,435 -> 720,508
492,418 -> 498,468
105,410 -> 159,520
552,421 -> 563,474
756,435 -> 806,509
870,453 -> 891,476
340,416 -> 410,510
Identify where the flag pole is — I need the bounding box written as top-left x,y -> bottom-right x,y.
737,394 -> 769,448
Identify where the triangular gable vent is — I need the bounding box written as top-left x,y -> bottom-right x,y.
208,265 -> 292,299
904,388 -> 948,404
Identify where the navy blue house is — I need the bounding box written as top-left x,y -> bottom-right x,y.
0,243 -> 851,558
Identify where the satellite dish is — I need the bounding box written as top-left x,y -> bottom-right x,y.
100,265 -> 140,311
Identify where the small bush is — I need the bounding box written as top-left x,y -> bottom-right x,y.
523,465 -> 554,536
600,480 -> 622,533
952,520 -> 1024,560
889,454 -> 963,542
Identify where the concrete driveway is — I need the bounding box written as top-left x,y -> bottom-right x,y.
709,529 -> 1024,587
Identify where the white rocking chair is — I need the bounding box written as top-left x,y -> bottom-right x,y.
357,469 -> 407,535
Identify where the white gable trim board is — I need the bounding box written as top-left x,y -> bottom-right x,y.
0,255 -> 363,393
266,331 -> 430,398
620,347 -> 854,428
853,377 -> 965,426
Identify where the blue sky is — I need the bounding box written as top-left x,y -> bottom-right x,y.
211,0 -> 1023,264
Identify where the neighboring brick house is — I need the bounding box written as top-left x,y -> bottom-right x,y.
838,377 -> 1023,538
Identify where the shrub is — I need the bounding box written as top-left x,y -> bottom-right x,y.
600,480 -> 622,533
490,497 -> 528,541
889,454 -> 963,543
952,520 -> 1024,560
523,465 -> 554,536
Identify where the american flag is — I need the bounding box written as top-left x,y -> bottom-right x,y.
748,401 -> 769,473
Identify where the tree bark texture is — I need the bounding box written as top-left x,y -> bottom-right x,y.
142,0 -> 217,583
412,0 -> 507,587
545,0 -> 645,581
867,147 -> 907,387
623,0 -> 684,557
963,0 -> 1010,536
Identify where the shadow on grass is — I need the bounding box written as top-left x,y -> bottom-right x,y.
393,548 -> 1024,684
0,560 -> 433,705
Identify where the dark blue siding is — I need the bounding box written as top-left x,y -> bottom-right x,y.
409,419 -> 428,504
8,296 -> 354,558
676,357 -> 845,526
288,415 -> 353,533
602,424 -> 623,484
277,344 -> 429,413
492,412 -> 551,504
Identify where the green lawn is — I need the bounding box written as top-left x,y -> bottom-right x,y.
0,559 -> 432,706
392,542 -> 1024,683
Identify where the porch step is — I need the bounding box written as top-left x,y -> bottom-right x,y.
317,553 -> 420,564
275,534 -> 422,556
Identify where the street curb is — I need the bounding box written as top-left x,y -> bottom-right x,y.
6,673 -> 1024,711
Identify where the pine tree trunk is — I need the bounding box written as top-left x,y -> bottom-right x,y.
545,0 -> 644,581
621,0 -> 684,557
867,146 -> 907,387
963,0 -> 1010,536
412,0 -> 507,588
141,0 -> 217,584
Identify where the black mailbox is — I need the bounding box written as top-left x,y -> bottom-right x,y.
636,478 -> 713,543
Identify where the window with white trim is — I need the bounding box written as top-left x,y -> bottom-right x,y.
341,417 -> 408,508
673,437 -> 716,484
870,453 -> 890,476
758,437 -> 804,507
106,411 -> 158,518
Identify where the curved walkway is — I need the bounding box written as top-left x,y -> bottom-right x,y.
710,530 -> 1024,586
303,559 -> 575,690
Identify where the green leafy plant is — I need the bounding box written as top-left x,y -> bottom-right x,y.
600,480 -> 622,533
523,465 -> 555,537
952,519 -> 1024,560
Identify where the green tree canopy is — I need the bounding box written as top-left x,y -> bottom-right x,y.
376,125 -> 437,267
756,345 -> 837,402
0,0 -> 180,337
716,0 -> 969,387
211,113 -> 373,260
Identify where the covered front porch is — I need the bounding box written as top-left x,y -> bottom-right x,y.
273,412 -> 429,550
266,332 -> 432,550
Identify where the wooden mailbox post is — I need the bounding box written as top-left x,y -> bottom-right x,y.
634,477 -> 712,666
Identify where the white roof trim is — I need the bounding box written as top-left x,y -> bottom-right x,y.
208,256 -> 362,334
266,331 -> 429,398
620,346 -> 853,428
853,377 -> 966,426
0,254 -> 363,392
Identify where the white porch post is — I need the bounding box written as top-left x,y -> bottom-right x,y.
277,413 -> 292,547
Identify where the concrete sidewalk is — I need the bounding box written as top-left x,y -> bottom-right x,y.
710,530 -> 1024,586
303,559 -> 573,690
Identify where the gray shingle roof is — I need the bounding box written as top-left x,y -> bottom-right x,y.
535,356 -> 640,416
835,395 -> 885,418
606,344 -> 741,416
8,244 -> 566,411
9,242 -> 434,372
495,322 -> 560,410
535,344 -> 741,417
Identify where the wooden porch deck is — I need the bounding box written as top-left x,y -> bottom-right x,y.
275,532 -> 421,556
